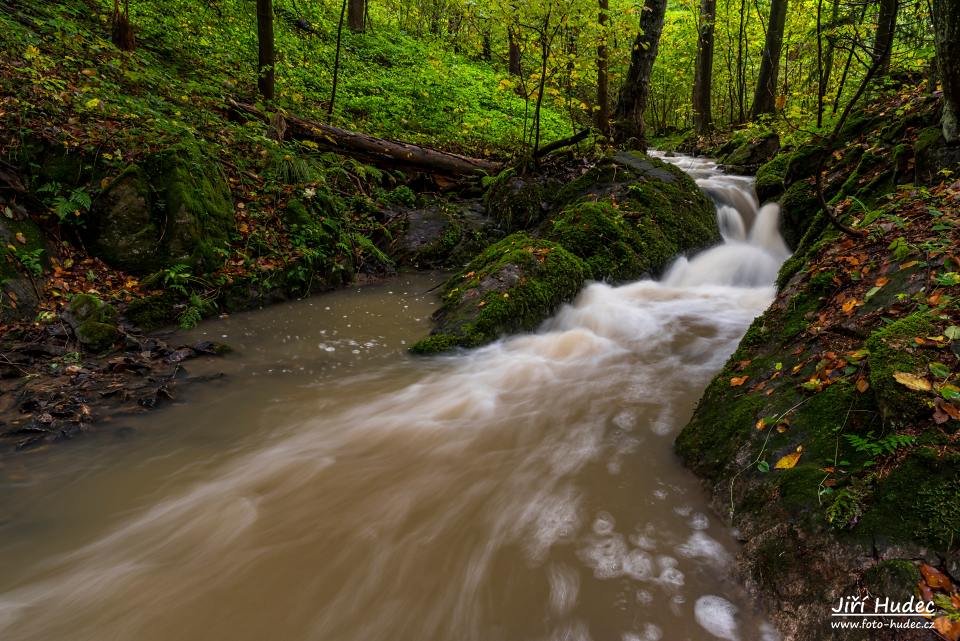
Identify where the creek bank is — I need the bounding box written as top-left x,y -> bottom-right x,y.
675,87 -> 960,640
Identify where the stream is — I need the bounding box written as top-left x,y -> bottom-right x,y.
0,154 -> 789,641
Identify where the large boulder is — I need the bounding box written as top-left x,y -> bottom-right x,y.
88,137 -> 234,274
719,133 -> 780,174
414,152 -> 720,353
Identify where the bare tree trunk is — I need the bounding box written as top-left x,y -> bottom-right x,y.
873,0 -> 898,75
256,0 -> 275,100
932,0 -> 959,142
692,0 -> 717,134
751,0 -> 788,118
348,0 -> 365,33
818,0 -> 840,125
508,26 -> 521,76
611,0 -> 668,148
595,0 -> 610,135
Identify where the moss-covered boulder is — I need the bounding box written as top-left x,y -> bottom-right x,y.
88,136 -> 234,274
719,133 -> 780,173
483,168 -> 555,232
411,233 -> 586,353
68,293 -> 120,351
754,152 -> 789,204
540,201 -> 648,281
391,200 -> 494,269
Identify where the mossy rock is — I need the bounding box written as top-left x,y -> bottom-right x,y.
1,216 -> 49,321
552,151 -> 719,256
864,311 -> 937,424
778,179 -> 821,250
411,233 -> 586,353
755,152 -> 789,204
540,201 -> 648,281
862,560 -> 921,600
88,135 -> 234,274
483,168 -> 553,232
70,293 -> 118,325
719,133 -> 779,173
75,320 -> 120,352
784,143 -> 827,185
124,291 -> 179,331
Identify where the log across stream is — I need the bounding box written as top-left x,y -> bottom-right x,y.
0,154 -> 788,641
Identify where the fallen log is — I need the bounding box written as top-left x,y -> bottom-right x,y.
227,99 -> 503,177
534,128 -> 591,159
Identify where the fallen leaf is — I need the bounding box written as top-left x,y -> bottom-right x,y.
875,276 -> 889,287
893,371 -> 932,392
934,617 -> 960,641
937,399 -> 960,421
841,299 -> 857,314
730,376 -> 748,387
921,563 -> 953,590
15,232 -> 26,244
856,378 -> 870,393
755,418 -> 767,430
775,446 -> 803,469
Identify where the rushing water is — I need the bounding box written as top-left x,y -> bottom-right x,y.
0,154 -> 789,641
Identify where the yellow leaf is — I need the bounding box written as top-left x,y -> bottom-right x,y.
775,446 -> 803,469
15,232 -> 27,244
856,378 -> 869,393
893,371 -> 932,392
755,418 -> 767,430
841,299 -> 858,314
24,45 -> 40,61
85,98 -> 100,109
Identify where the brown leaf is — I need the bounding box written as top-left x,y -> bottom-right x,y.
730,376 -> 748,387
938,399 -> 960,421
856,378 -> 870,393
920,563 -> 953,591
934,616 -> 960,641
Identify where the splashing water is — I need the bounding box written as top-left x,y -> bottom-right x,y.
0,153 -> 788,641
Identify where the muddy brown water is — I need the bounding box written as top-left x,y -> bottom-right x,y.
0,156 -> 788,641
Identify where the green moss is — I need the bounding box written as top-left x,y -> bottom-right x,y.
541,201 -> 647,281
857,455 -> 960,550
75,320 -> 120,352
70,293 -> 118,325
864,311 -> 937,424
482,168 -> 551,232
778,179 -> 821,250
124,291 -> 179,331
863,560 -> 921,600
755,153 -> 789,203
412,232 -> 586,353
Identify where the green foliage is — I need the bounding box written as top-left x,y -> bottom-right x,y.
843,431 -> 917,459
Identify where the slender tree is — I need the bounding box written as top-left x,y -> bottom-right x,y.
348,0 -> 365,33
330,0 -> 348,116
873,0 -> 898,74
595,0 -> 610,135
611,0 -> 668,148
751,0 -> 788,118
692,0 -> 717,133
932,0 -> 959,142
256,0 -> 275,100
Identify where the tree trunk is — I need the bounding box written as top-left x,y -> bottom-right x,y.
508,26 -> 521,76
229,100 -> 502,176
692,0 -> 717,134
111,0 -> 136,51
751,0 -> 788,118
932,0 -> 959,142
873,0 -> 898,74
347,0 -> 365,33
256,0 -> 275,100
611,0 -> 668,148
595,0 -> 610,135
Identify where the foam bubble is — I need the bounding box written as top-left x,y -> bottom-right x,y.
695,595 -> 740,641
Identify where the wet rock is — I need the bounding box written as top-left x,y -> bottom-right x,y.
391,199 -> 495,269
411,233 -> 586,353
719,133 -> 780,174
